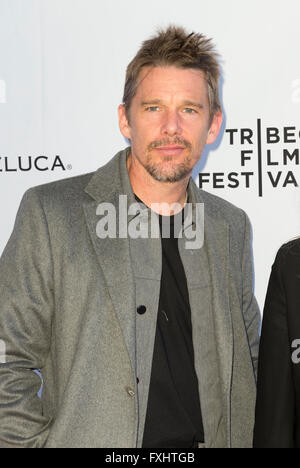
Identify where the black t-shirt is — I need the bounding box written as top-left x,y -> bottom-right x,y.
134,195 -> 204,448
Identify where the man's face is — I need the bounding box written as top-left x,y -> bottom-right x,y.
119,66 -> 222,183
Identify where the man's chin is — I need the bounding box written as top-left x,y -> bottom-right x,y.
145,165 -> 191,183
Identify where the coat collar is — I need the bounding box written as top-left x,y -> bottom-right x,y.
84,146 -> 136,208
84,146 -> 202,229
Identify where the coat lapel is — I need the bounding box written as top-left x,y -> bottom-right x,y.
82,149 -> 138,375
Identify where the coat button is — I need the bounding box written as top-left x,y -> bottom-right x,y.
137,305 -> 147,315
125,386 -> 135,398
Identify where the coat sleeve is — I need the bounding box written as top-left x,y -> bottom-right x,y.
241,212 -> 261,379
0,188 -> 54,448
253,247 -> 296,448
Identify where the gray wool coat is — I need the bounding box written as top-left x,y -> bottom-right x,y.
0,147 -> 261,448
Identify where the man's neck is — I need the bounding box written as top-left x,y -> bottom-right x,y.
126,152 -> 190,216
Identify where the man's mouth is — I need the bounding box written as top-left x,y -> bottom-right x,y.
154,145 -> 186,155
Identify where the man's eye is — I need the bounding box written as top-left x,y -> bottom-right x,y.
146,106 -> 160,112
183,108 -> 197,114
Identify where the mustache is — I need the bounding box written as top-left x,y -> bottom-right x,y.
147,137 -> 192,151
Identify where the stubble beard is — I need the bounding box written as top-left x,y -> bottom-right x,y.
142,138 -> 194,183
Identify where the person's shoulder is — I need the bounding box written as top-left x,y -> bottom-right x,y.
197,187 -> 246,223
276,237 -> 300,261
24,171 -> 95,206
273,238 -> 300,276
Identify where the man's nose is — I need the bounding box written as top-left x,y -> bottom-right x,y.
161,109 -> 182,136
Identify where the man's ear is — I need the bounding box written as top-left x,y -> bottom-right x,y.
118,104 -> 131,140
206,110 -> 223,145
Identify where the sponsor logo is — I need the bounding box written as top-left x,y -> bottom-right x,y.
198,120 -> 300,197
0,155 -> 72,172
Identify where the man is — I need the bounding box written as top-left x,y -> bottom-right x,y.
0,26 -> 260,448
254,238 -> 300,448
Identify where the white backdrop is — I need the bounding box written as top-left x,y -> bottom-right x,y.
0,0 -> 299,312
